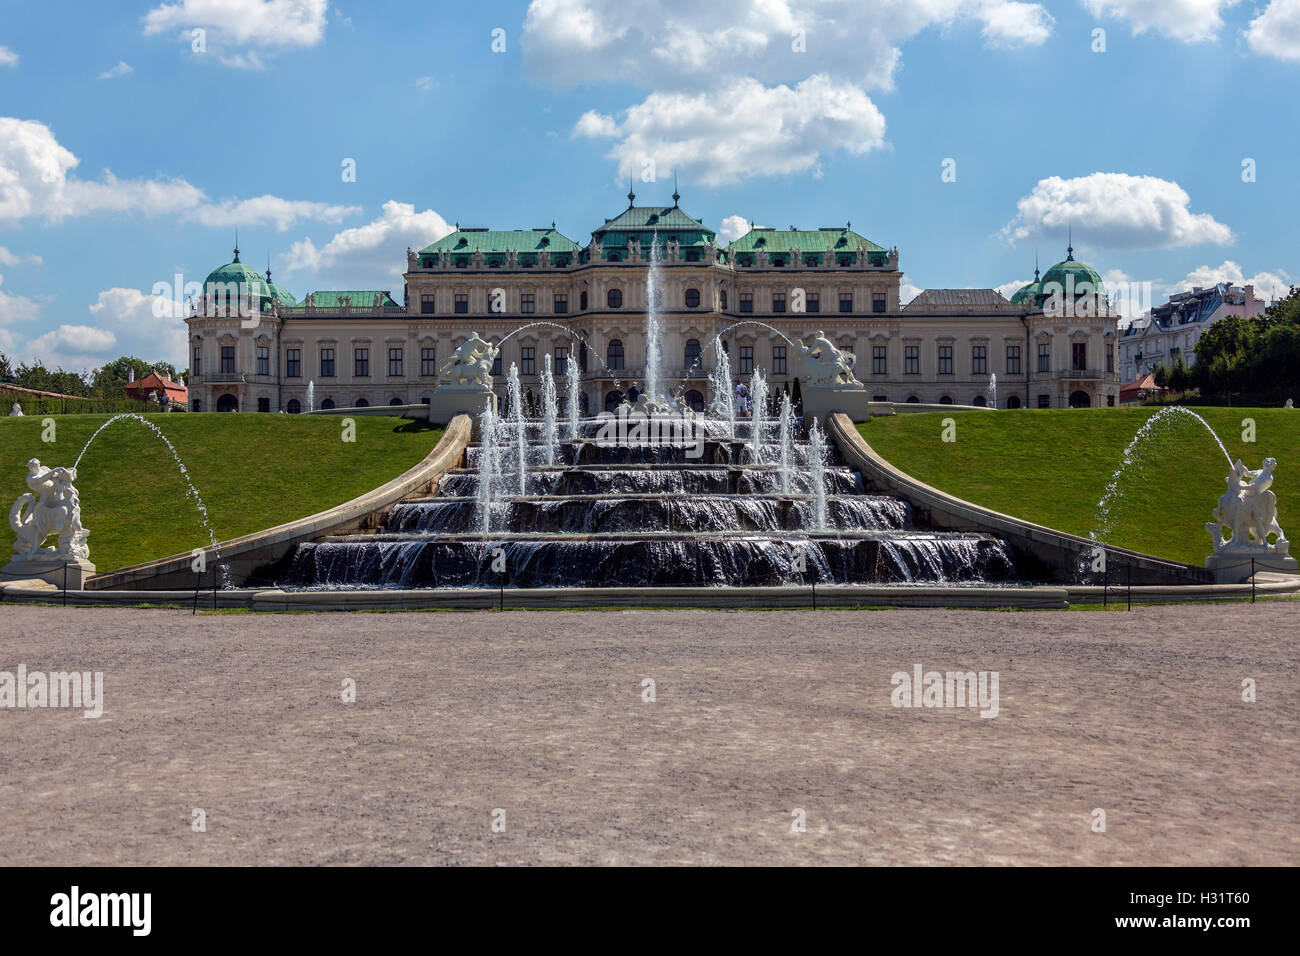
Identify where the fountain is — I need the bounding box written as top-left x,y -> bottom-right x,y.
1204,456 -> 1295,581
306,380 -> 315,414
541,354 -> 559,467
476,398 -> 504,535
807,418 -> 829,532
567,356 -> 582,439
506,363 -> 527,496
644,234 -> 663,408
778,392 -> 794,494
708,336 -> 736,440
749,367 -> 768,464
987,373 -> 996,409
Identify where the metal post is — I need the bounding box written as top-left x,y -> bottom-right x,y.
212,564 -> 218,610
193,571 -> 202,615
1127,564 -> 1132,612
1103,558 -> 1108,609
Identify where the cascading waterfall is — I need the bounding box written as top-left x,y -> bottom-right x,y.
644,234 -> 663,406
987,373 -> 996,409
541,353 -> 559,466
476,398 -> 503,534
506,362 -> 527,496
709,335 -> 736,440
778,392 -> 794,494
567,354 -> 581,439
306,380 -> 315,413
749,367 -> 768,464
807,417 -> 829,532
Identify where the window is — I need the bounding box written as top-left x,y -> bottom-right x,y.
739,346 -> 754,375
685,288 -> 701,308
420,293 -> 435,314
1037,394 -> 1051,408
321,398 -> 335,410
685,339 -> 702,369
286,348 -> 302,378
1006,345 -> 1021,375
521,346 -> 536,376
320,348 -> 335,377
972,395 -> 986,407
1106,345 -> 1114,373
1038,343 -> 1051,372
607,289 -> 623,308
390,398 -> 403,406
772,346 -> 787,376
939,395 -> 954,405
257,397 -> 270,413
421,348 -> 436,376
491,346 -> 502,377
971,345 -> 987,376
192,345 -> 201,371
388,348 -> 403,377
1007,395 -> 1021,409
520,293 -> 535,314
806,292 -> 820,313
607,339 -> 624,370
454,294 -> 468,314
192,399 -> 201,412
256,345 -> 269,376
1072,342 -> 1087,371
354,348 -> 370,377
839,292 -> 853,313
873,345 -> 887,375
554,294 -> 568,314
220,346 -> 235,374
904,345 -> 919,375
286,399 -> 301,414
579,291 -> 588,310
555,347 -> 568,376
719,291 -> 728,310
685,389 -> 705,412
872,292 -> 887,313
1107,394 -> 1115,407
938,345 -> 953,375
739,293 -> 753,313
772,292 -> 786,313
356,398 -> 369,408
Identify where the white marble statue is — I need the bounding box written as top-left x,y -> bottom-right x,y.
1207,457 -> 1287,552
9,402 -> 22,416
797,330 -> 860,387
9,459 -> 90,561
436,333 -> 499,388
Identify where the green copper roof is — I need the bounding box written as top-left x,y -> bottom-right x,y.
419,227 -> 580,256
306,290 -> 399,309
203,259 -> 273,299
1009,280 -> 1041,305
727,226 -> 885,255
266,282 -> 298,306
594,204 -> 712,235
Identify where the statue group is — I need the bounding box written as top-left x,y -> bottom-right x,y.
796,331 -> 860,387
8,459 -> 90,562
436,333 -> 499,389
1208,458 -> 1287,553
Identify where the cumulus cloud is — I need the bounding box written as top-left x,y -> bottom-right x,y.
0,274 -> 41,326
0,45 -> 17,67
25,325 -> 119,369
718,215 -> 752,244
0,246 -> 42,266
86,287 -> 188,367
1080,0 -> 1238,44
1001,172 -> 1233,250
0,117 -> 358,229
573,75 -> 887,187
994,277 -> 1031,299
1173,260 -> 1294,299
98,61 -> 134,79
899,275 -> 925,305
143,0 -> 328,67
1244,0 -> 1300,61
280,200 -> 453,289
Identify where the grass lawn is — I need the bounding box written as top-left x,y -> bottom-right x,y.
1,414 -> 443,572
858,407 -> 1300,565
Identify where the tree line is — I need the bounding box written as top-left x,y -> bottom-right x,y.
0,353 -> 186,399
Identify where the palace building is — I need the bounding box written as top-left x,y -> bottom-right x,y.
185,192 -> 1122,414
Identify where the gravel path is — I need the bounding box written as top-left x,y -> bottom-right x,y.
1,603 -> 1295,865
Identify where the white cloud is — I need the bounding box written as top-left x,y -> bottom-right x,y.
280,200 -> 453,289
0,274 -> 41,327
1080,0 -> 1238,44
143,0 -> 328,66
0,117 -> 359,229
524,0 -> 1053,92
86,287 -> 188,367
0,246 -> 42,266
718,215 -> 751,244
414,76 -> 438,92
899,275 -> 924,305
994,277 -> 1030,299
98,61 -> 134,79
0,45 -> 17,67
26,325 -> 119,369
573,75 -> 887,187
1002,172 -> 1234,249
1173,260 -> 1294,298
1244,0 -> 1300,61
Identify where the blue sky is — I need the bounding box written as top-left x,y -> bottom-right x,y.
1,0 -> 1297,371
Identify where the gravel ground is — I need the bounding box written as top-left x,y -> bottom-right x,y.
1,603 -> 1296,866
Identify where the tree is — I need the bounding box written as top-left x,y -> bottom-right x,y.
90,357 -> 185,397
1169,357 -> 1191,394
0,351 -> 12,383
1152,363 -> 1170,390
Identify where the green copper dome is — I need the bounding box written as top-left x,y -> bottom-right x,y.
1040,246 -> 1104,296
202,247 -> 281,312
1009,280 -> 1040,305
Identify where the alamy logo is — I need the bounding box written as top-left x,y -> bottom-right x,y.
0,665 -> 103,718
50,886 -> 151,936
593,407 -> 704,459
891,663 -> 999,718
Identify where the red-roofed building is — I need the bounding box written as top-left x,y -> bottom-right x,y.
1119,373 -> 1167,405
124,370 -> 188,407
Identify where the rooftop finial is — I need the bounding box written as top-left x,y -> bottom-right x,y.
1034,249 -> 1040,280
266,250 -> 272,282
233,228 -> 240,263
628,175 -> 636,207
1067,225 -> 1074,261
672,170 -> 679,206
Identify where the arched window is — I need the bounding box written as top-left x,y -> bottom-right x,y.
972,395 -> 986,407
390,397 -> 402,406
321,398 -> 335,410
719,290 -> 728,310
607,289 -> 623,308
685,389 -> 705,412
604,390 -> 624,412
1069,390 -> 1091,408
906,395 -> 920,404
580,291 -> 588,310
939,395 -> 954,405
355,398 -> 369,407
192,399 -> 202,413
685,289 -> 701,308
216,393 -> 239,413
1006,395 -> 1021,409
871,395 -> 887,403
607,339 -> 625,370
286,399 -> 302,414
684,339 -> 702,369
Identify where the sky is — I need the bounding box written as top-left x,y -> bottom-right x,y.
1,0 -> 1298,372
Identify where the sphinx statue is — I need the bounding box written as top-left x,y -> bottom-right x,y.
796,330 -> 860,387
1207,458 -> 1288,552
9,459 -> 90,561
436,333 -> 500,389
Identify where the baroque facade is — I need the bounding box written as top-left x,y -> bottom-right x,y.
1119,282 -> 1267,384
186,194 -> 1122,414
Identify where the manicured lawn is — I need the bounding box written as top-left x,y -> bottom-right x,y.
1,414 -> 443,571
858,407 -> 1300,565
